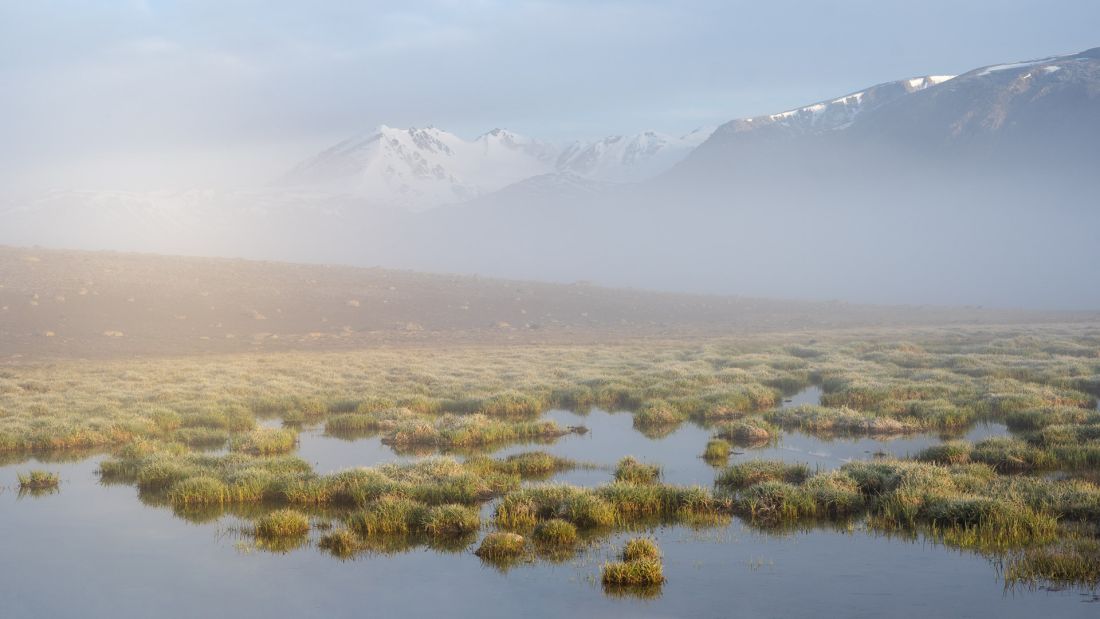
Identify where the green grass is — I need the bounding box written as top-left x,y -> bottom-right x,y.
475,531 -> 527,559
4,325 -> 1100,589
255,509 -> 310,537
1005,539 -> 1100,588
17,470 -> 59,490
167,476 -> 229,506
318,529 -> 360,558
603,538 -> 665,586
715,461 -> 811,490
602,560 -> 664,586
768,405 -> 919,435
466,451 -> 580,479
702,439 -> 731,465
232,427 -> 297,455
621,537 -> 660,561
614,457 -> 661,484
532,518 -> 578,546
714,416 -> 778,445
734,481 -> 817,522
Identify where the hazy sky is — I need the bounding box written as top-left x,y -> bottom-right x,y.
3,0 -> 1098,192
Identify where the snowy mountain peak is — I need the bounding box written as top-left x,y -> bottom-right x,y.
286,124 -> 714,209
555,127 -> 714,182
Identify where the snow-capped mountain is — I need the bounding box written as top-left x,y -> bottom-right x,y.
712,75 -> 955,140
555,128 -> 714,182
282,126 -> 558,211
284,125 -> 714,210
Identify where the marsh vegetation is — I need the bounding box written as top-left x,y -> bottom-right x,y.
2,325 -> 1100,607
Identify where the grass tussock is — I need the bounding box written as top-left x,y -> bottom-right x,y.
621,537 -> 660,561
475,531 -> 526,559
232,427 -> 297,456
255,509 -> 310,537
532,518 -> 578,546
614,457 -> 661,484
714,416 -> 778,445
603,538 -> 665,588
715,461 -> 811,490
17,470 -> 59,490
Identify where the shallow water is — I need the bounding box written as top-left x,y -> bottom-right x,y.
1,389 -> 1093,618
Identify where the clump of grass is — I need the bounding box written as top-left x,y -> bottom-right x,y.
17,470 -> 59,490
621,537 -> 660,561
347,496 -> 426,536
970,438 -> 1053,472
325,407 -> 419,437
167,476 -> 229,506
633,400 -> 685,426
769,405 -> 918,435
470,451 -> 579,479
532,518 -> 578,546
714,416 -> 778,444
614,457 -> 661,484
232,427 -> 297,455
347,496 -> 479,538
318,528 -> 359,558
715,461 -> 810,490
734,481 -> 817,522
702,439 -> 731,465
802,471 -> 864,516
495,485 -> 616,529
916,441 -> 972,465
602,558 -> 664,585
1005,539 -> 1100,588
384,414 -> 570,448
475,531 -> 526,559
602,537 -> 665,586
255,509 -> 310,537
422,504 -> 481,536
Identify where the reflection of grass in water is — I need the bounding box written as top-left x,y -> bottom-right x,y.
601,582 -> 663,599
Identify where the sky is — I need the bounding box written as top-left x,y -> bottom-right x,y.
2,0 -> 1099,193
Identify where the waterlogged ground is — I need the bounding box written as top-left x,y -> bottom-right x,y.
2,388 -> 1097,618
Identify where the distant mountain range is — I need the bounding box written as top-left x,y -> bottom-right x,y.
3,46 -> 1099,307
281,125 -> 713,211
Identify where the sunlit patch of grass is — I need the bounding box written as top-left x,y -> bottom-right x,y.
603,537 -> 665,588
383,414 -> 573,449
17,469 -> 59,490
632,400 -> 685,429
1005,539 -> 1100,589
167,476 -> 229,506
715,461 -> 810,490
621,537 -> 660,561
734,481 -> 817,523
614,457 -> 661,484
702,439 -> 731,466
465,451 -> 580,480
318,528 -> 359,559
475,531 -> 526,559
422,504 -> 481,536
602,559 -> 664,585
231,427 -> 297,455
255,508 -> 310,537
532,518 -> 577,546
714,416 -> 778,445
768,405 -> 918,435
